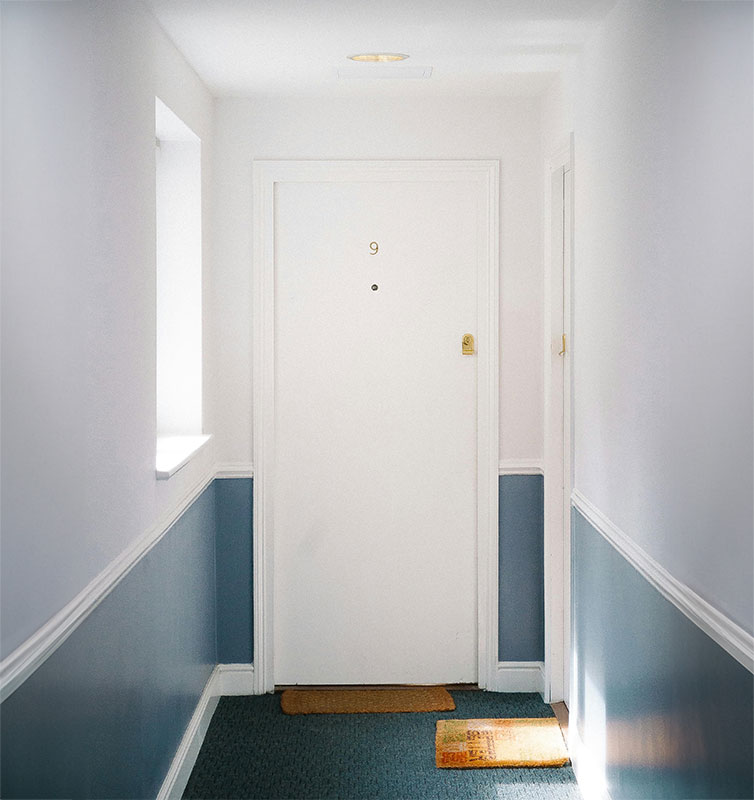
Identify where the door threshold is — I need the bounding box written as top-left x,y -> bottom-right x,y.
275,683 -> 480,692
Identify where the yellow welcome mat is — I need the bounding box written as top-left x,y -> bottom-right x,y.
436,718 -> 570,768
281,687 -> 455,715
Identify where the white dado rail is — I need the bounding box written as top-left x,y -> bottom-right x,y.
572,489 -> 753,674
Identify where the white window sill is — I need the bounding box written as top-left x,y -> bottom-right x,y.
156,434 -> 212,479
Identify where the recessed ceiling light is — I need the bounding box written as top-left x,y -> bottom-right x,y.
348,53 -> 409,63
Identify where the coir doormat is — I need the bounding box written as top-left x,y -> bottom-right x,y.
436,718 -> 570,768
281,687 -> 455,715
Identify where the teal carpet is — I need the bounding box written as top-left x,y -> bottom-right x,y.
183,690 -> 582,799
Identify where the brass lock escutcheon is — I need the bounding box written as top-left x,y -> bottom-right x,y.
462,334 -> 475,355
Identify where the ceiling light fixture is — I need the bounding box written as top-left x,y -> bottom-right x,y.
348,53 -> 409,63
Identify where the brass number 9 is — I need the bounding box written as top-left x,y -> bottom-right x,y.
369,241 -> 379,255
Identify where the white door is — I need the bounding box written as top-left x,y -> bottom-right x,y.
261,162 -> 497,687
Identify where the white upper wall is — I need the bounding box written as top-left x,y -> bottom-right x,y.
209,95 -> 546,470
573,0 -> 753,632
540,67 -> 576,159
0,0 -> 215,658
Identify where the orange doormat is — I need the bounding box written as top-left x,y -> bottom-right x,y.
281,687 -> 455,715
436,718 -> 570,768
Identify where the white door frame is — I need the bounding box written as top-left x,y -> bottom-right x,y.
251,160 -> 499,693
543,138 -> 574,703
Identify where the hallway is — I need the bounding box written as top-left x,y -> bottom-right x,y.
1,2 -> 752,799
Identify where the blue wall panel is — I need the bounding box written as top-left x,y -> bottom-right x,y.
498,474 -> 544,662
215,477 -> 253,663
572,507 -> 753,799
0,483 -> 218,800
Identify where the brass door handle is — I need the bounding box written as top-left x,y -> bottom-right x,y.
558,334 -> 566,356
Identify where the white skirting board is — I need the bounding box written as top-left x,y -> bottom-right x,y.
568,723 -> 612,800
486,661 -> 544,693
157,668 -> 221,800
157,664 -> 255,800
213,663 -> 256,695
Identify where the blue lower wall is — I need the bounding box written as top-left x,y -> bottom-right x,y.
572,507 -> 754,799
498,474 -> 544,662
215,477 -> 253,663
0,477 -> 254,800
0,471 -> 552,797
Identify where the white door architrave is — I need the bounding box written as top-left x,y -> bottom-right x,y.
544,137 -> 574,704
251,160 -> 499,693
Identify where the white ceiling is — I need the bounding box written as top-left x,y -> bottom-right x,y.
145,0 -> 617,97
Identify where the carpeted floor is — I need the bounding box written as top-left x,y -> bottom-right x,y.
183,690 -> 583,799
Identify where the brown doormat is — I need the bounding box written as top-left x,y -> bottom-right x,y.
436,718 -> 570,768
281,687 -> 456,715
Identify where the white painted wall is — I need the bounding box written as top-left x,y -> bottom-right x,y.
572,0 -> 753,633
210,95 -> 545,469
540,69 -> 575,161
1,1 -> 215,658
